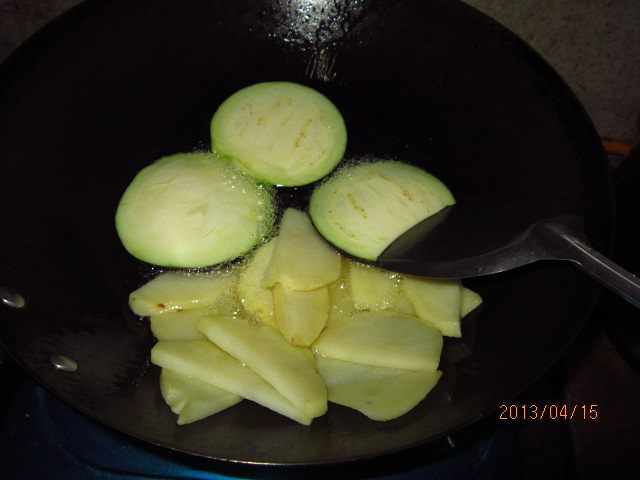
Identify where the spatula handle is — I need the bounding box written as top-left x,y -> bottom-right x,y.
542,222 -> 640,308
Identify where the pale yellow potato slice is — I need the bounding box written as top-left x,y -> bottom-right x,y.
272,283 -> 329,346
327,277 -> 354,326
198,315 -> 327,419
151,340 -> 311,425
461,287 -> 483,317
129,270 -> 238,316
159,368 -> 242,425
403,277 -> 463,337
391,292 -> 416,315
316,356 -> 442,421
348,260 -> 401,311
237,238 -> 277,326
313,311 -> 442,371
262,208 -> 341,290
150,311 -> 206,341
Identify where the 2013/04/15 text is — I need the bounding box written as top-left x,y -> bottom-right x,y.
498,404 -> 599,420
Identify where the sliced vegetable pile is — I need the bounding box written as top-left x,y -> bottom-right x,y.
130,208 -> 482,424
116,81 -> 482,425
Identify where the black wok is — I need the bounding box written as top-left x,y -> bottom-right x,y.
0,0 -> 613,466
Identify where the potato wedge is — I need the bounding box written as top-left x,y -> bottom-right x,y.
151,340 -> 311,425
391,292 -> 415,315
237,238 -> 277,326
348,261 -> 401,311
159,368 -> 242,425
461,287 -> 483,317
313,311 -> 442,371
272,283 -> 329,346
262,208 -> 341,290
403,277 -> 462,337
150,311 -> 206,341
129,270 -> 238,316
327,277 -> 354,326
316,356 -> 442,421
198,315 -> 327,419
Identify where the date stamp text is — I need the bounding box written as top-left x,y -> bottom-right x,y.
498,404 -> 599,420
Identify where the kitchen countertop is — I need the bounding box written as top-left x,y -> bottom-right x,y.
464,0 -> 640,144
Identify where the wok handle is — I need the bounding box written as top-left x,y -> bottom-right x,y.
541,222 -> 640,308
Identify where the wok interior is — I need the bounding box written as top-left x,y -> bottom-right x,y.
0,0 -> 612,464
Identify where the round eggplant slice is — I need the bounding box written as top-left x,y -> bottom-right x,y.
211,82 -> 347,186
115,152 -> 274,268
309,161 -> 455,261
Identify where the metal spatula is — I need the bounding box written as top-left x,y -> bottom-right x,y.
378,196 -> 640,307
